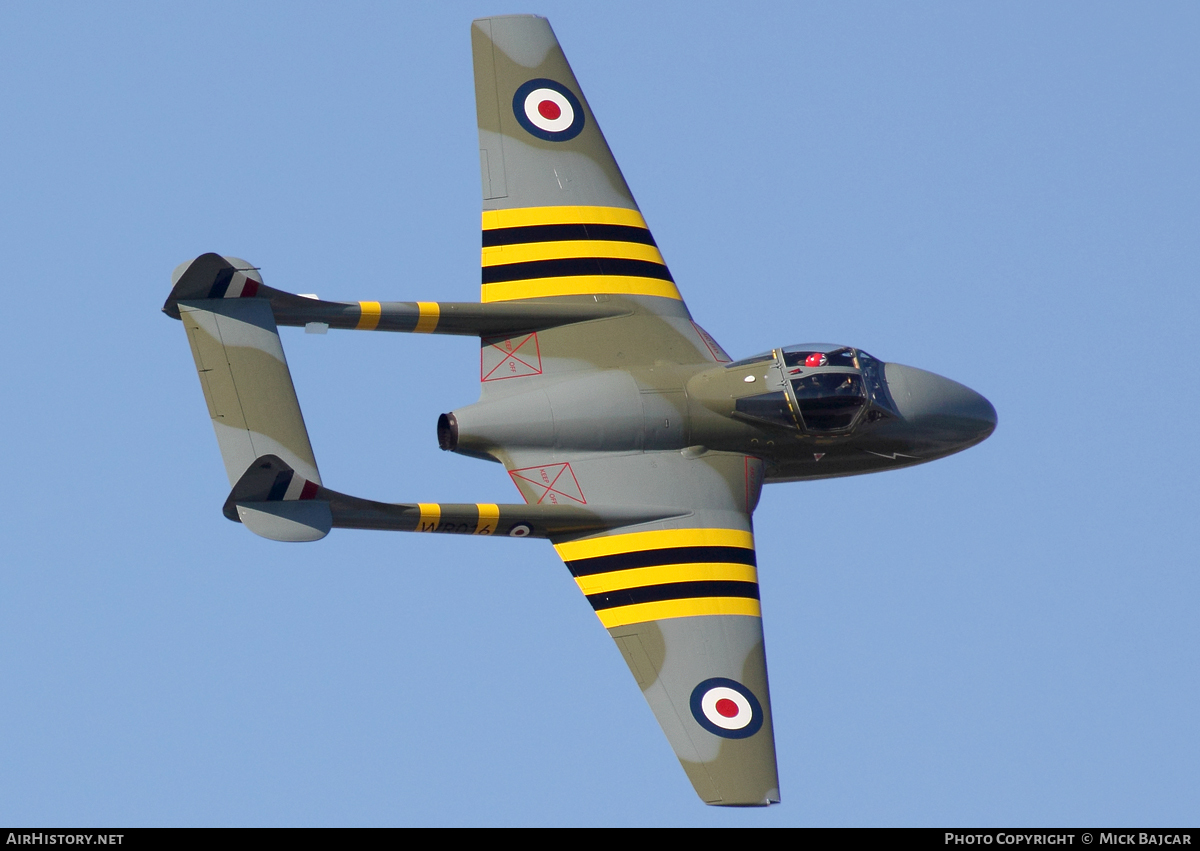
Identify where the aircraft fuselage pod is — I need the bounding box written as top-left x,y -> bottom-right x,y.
441,341 -> 995,483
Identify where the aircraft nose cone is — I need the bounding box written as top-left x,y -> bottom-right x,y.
883,363 -> 996,452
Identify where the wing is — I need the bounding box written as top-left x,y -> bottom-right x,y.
505,446 -> 780,806
471,16 -> 732,375
473,17 -> 777,805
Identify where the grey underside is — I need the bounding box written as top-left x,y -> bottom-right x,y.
164,12 -> 801,809
178,297 -> 321,487
612,615 -> 779,805
473,15 -> 637,212
223,454 -> 685,538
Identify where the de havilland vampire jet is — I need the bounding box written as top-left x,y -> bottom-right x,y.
163,15 -> 995,807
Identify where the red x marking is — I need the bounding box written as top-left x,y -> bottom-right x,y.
481,332 -> 543,381
508,462 -> 586,505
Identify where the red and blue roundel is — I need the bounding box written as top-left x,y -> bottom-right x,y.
513,78 -> 585,142
690,677 -> 764,739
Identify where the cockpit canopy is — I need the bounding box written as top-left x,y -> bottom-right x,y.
730,344 -> 894,435
780,344 -> 861,370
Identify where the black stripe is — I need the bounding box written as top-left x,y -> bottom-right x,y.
482,223 -> 657,248
266,470 -> 293,502
586,580 -> 760,611
567,546 -> 757,577
208,268 -> 234,299
482,257 -> 674,285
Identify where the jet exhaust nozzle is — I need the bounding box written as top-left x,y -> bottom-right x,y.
437,412 -> 458,451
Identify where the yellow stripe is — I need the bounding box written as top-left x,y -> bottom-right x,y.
356,301 -> 381,331
596,597 -> 762,629
482,240 -> 665,267
482,276 -> 681,303
417,503 -> 441,532
555,528 -> 754,562
414,301 -> 440,333
575,562 -> 759,596
474,503 -> 499,536
483,205 -> 648,230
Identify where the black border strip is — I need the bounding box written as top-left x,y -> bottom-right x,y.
482,223 -> 657,248
208,268 -> 234,299
0,829 -> 1180,843
586,580 -> 760,610
266,471 -> 293,502
481,257 -> 674,285
567,546 -> 757,577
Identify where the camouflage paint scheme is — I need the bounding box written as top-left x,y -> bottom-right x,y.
163,16 -> 995,807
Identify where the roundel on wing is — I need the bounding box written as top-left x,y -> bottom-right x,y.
512,78 -> 585,142
689,677 -> 764,739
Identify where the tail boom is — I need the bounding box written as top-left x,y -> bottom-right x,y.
165,253 -> 625,336
225,455 -> 685,541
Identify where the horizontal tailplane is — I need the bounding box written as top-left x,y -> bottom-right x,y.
173,259 -> 322,490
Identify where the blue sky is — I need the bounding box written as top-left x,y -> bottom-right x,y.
1,1 -> 1197,826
